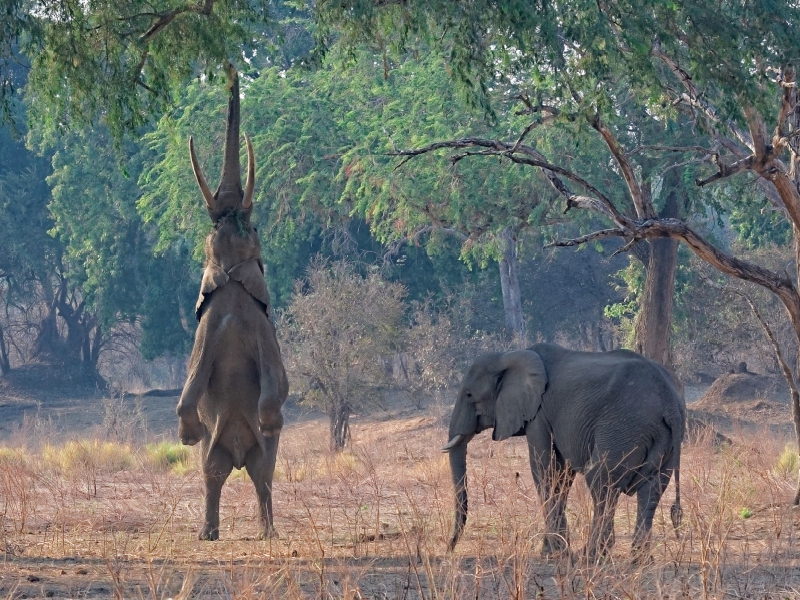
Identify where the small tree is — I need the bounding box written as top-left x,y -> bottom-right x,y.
282,259 -> 406,450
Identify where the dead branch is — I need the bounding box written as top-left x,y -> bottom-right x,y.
652,40 -> 754,151
391,136 -> 632,229
550,217 -> 798,312
139,0 -> 216,43
722,284 -> 800,503
695,154 -> 755,186
629,144 -> 719,156
591,114 -> 654,218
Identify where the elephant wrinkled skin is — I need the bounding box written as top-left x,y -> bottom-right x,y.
443,343 -> 685,561
176,65 -> 288,541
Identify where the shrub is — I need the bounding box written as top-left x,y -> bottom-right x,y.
145,441 -> 191,473
774,443 -> 799,478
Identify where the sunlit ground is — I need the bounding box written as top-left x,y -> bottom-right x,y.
2,412 -> 800,599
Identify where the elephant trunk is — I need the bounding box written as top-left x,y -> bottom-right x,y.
443,395 -> 478,551
447,437 -> 470,551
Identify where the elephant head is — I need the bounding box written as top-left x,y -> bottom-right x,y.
189,62 -> 255,224
188,64 -> 271,322
442,350 -> 547,550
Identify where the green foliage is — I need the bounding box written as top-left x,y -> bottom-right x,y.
318,0 -> 797,125
603,258 -> 645,348
19,0 -> 278,141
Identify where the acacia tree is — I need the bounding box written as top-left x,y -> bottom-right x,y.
281,260 -> 406,450
4,0 -> 282,139
318,0 -> 800,495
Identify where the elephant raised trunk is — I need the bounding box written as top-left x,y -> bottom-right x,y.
188,63 -> 255,220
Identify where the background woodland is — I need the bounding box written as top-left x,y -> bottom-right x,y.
1,0 -> 798,441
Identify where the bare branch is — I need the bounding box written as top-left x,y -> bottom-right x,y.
545,228 -> 627,248
652,40 -> 753,150
722,284 -> 800,490
630,144 -> 719,156
591,115 -> 654,218
139,0 -> 215,43
548,215 -> 797,311
695,154 -> 755,186
390,136 -> 631,228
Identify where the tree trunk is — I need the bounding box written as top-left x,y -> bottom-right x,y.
499,228 -> 525,347
0,319 -> 10,375
633,237 -> 679,374
330,399 -> 351,451
633,174 -> 682,391
787,75 -> 800,505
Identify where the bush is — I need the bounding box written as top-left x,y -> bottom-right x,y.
775,443 -> 799,478
145,441 -> 192,473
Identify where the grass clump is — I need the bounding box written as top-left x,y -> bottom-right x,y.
774,443 -> 799,478
42,439 -> 134,473
0,446 -> 30,467
145,441 -> 191,473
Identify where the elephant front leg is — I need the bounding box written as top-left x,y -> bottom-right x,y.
529,450 -> 574,557
256,335 -> 287,438
245,434 -> 280,539
200,444 -> 234,540
585,474 -> 621,562
177,391 -> 206,446
177,323 -> 215,445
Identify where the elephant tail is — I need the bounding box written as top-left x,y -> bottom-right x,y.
668,412 -> 683,534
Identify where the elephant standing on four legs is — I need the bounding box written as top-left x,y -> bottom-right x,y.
176,65 -> 288,541
442,343 -> 685,560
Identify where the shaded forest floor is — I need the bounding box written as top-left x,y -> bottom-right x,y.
2,373 -> 800,598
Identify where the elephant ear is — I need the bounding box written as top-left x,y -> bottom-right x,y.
493,350 -> 548,441
228,258 -> 271,314
195,262 -> 229,321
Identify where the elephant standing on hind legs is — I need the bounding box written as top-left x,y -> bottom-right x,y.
442,343 -> 685,561
176,64 -> 288,541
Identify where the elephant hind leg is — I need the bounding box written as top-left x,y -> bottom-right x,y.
200,444 -> 234,541
631,469 -> 672,560
245,434 -> 280,539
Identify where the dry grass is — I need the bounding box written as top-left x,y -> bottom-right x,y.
2,417 -> 800,599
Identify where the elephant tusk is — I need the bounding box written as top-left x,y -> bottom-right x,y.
189,136 -> 216,210
441,434 -> 464,453
242,133 -> 255,209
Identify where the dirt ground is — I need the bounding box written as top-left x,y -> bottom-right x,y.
3,371 -> 800,598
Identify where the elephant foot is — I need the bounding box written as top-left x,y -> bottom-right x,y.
584,544 -> 614,565
177,407 -> 204,446
258,408 -> 283,438
630,542 -> 653,566
258,525 -> 279,540
199,525 -> 219,541
540,536 -> 570,560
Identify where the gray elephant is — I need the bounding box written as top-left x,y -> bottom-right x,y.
442,343 -> 684,560
176,65 -> 288,541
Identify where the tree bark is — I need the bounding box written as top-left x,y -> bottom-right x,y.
330,399 -> 351,451
0,319 -> 10,375
633,237 -> 679,371
499,228 -> 526,347
633,176 -> 682,383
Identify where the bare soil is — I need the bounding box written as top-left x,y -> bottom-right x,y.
689,371 -> 795,436
2,370 -> 800,598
